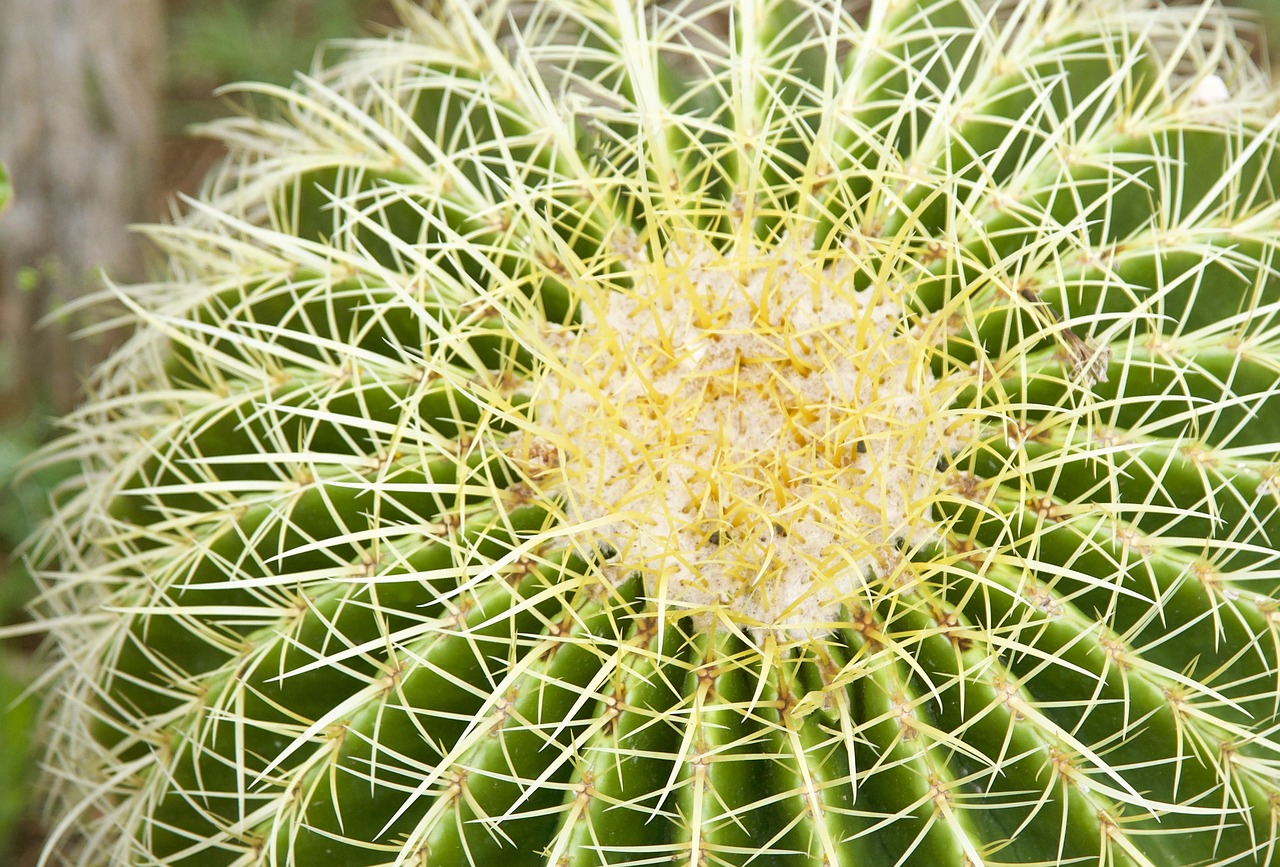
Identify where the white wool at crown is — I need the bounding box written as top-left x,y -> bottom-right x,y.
541,234 -> 966,629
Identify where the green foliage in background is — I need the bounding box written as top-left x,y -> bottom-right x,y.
0,653 -> 34,860
0,410 -> 77,861
0,157 -> 34,862
167,0 -> 384,127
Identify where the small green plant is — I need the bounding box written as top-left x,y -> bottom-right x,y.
23,0 -> 1280,864
0,657 -> 35,861
0,157 -> 39,861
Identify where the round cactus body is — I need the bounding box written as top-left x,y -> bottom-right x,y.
26,0 -> 1280,864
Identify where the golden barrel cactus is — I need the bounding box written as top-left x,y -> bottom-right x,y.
22,0 -> 1280,864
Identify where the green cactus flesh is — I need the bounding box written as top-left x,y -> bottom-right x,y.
26,0 -> 1280,864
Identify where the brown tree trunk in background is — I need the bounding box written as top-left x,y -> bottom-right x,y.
0,0 -> 163,421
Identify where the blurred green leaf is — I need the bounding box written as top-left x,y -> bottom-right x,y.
0,160 -> 10,213
0,413 -> 65,862
171,0 -> 367,88
0,656 -> 34,858
0,419 -> 76,559
15,267 -> 39,294
166,0 -> 383,131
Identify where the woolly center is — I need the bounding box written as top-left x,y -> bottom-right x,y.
540,236 -> 961,629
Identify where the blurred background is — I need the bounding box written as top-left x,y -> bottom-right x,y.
0,1 -> 1276,864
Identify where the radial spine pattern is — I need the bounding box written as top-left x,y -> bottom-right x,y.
23,0 -> 1280,865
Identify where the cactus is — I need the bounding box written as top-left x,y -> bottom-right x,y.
23,0 -> 1280,864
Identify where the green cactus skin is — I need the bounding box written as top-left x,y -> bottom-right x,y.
22,0 -> 1280,864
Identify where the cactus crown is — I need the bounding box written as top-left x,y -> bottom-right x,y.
538,231 -> 968,629
20,0 -> 1280,865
